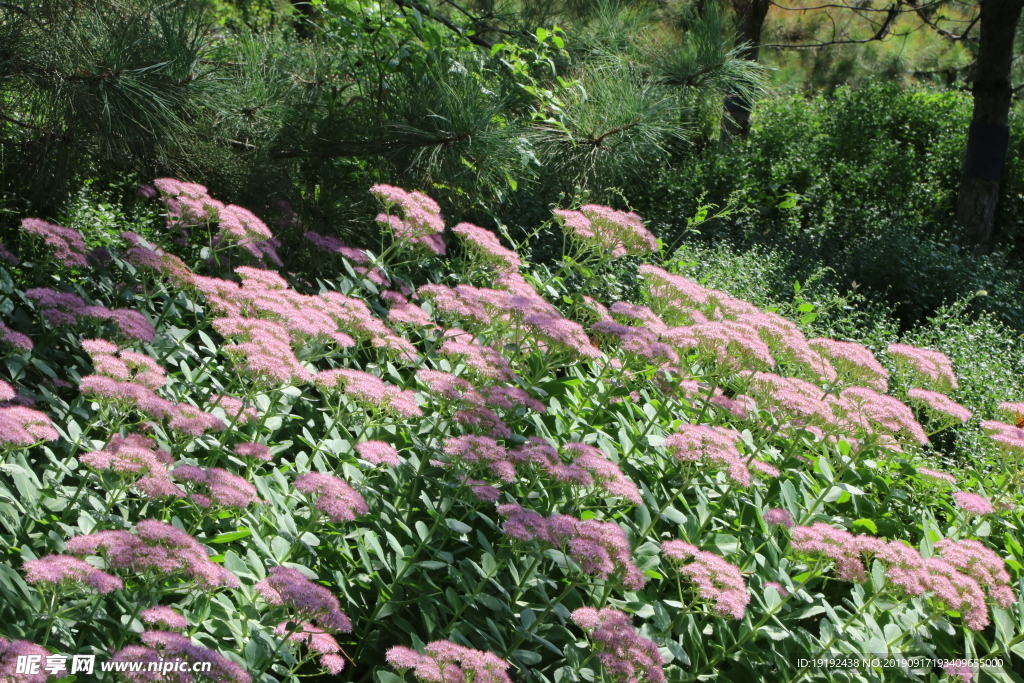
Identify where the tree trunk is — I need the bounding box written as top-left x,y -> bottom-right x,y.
955,0 -> 1023,252
723,0 -> 771,136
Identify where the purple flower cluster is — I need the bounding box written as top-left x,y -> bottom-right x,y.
570,608 -> 665,683
140,606 -> 189,631
65,519 -> 239,589
256,566 -> 353,632
438,329 -> 515,382
385,640 -> 513,683
173,465 -> 258,508
25,288 -> 155,342
304,231 -> 370,263
273,621 -> 346,674
20,218 -> 88,268
22,554 -> 123,594
154,178 -> 281,266
80,433 -> 183,500
497,504 -> 646,589
661,541 -> 750,619
0,638 -> 52,683
112,630 -> 250,683
293,472 -> 369,523
790,523 -> 1013,630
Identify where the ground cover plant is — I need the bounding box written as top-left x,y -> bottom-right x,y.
1,180 -> 1024,683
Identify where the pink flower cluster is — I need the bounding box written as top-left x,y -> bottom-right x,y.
293,472 -> 369,523
140,606 -> 188,631
22,554 -> 123,594
20,218 -> 88,268
907,388 -> 972,423
570,608 -> 665,683
0,638 -> 52,683
79,341 -> 225,435
112,630 -> 250,683
553,205 -> 658,258
81,433 -> 183,500
451,222 -> 521,273
65,519 -> 239,588
834,386 -> 928,447
121,231 -> 195,288
497,504 -> 646,589
355,440 -> 401,466
0,321 -> 32,353
917,468 -> 956,485
234,442 -> 273,462
256,566 -> 353,632
0,241 -> 18,265
663,424 -> 777,487
208,394 -> 258,426
661,541 -> 750,619
154,178 -> 281,266
443,435 -> 516,482
415,370 -> 511,438
439,329 -> 515,382
199,266 -> 419,383
888,343 -> 959,392
25,288 -> 155,342
385,640 -> 513,683
371,184 -> 446,255
383,290 -> 436,329
953,491 -> 994,516
173,465 -> 258,508
981,420 -> 1024,452
790,524 -> 1014,630
0,400 -> 58,449
273,621 -> 346,674
313,368 -> 422,417
809,338 -> 889,392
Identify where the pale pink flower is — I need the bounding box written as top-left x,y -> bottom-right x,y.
917,468 -> 956,485
355,440 -> 401,466
809,338 -> 888,392
907,388 -> 972,423
662,541 -> 750,619
294,472 -> 368,522
451,222 -> 521,272
140,606 -> 188,631
764,508 -> 794,528
888,343 -> 959,392
953,491 -> 994,516
234,442 -> 272,462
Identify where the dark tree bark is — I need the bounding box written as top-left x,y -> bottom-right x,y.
955,0 -> 1023,252
724,0 -> 771,136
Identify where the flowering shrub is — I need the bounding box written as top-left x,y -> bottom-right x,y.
0,182 -> 1022,683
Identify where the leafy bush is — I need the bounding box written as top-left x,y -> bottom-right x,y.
1,179 -> 1024,683
639,82 -> 1024,330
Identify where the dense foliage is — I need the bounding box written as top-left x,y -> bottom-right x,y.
1,179 -> 1024,683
